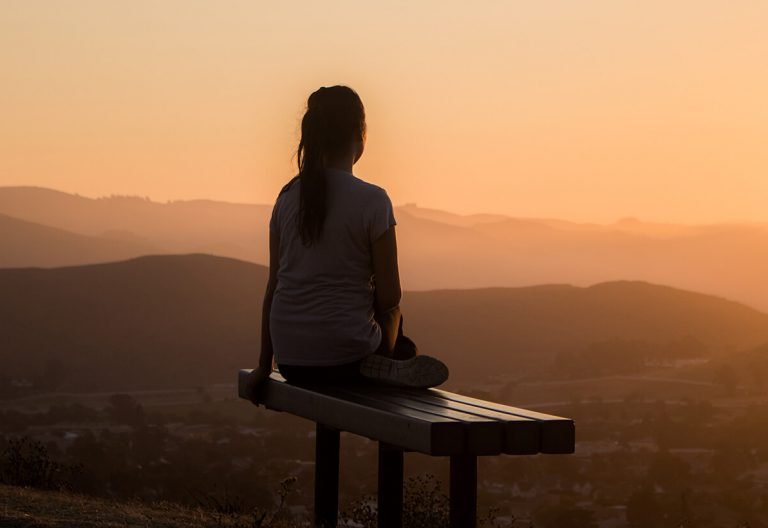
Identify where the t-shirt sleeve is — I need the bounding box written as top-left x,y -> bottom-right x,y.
367,188 -> 397,244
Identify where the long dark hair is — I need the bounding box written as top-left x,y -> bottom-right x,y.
294,85 -> 366,246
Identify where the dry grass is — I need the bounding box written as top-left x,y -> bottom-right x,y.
0,484 -> 278,528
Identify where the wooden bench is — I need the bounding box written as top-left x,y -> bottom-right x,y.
238,370 -> 575,528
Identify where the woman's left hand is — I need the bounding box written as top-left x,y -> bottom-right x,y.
245,366 -> 272,403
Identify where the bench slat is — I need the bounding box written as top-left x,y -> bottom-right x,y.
387,390 -> 541,455
238,370 -> 575,455
323,386 -> 505,456
421,389 -> 575,454
239,370 -> 464,455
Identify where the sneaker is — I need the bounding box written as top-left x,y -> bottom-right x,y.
359,354 -> 449,388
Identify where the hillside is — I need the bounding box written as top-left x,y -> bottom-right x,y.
0,186 -> 271,263
0,213 -> 157,268
0,255 -> 267,391
2,254 -> 768,391
404,281 -> 768,379
2,186 -> 768,312
0,484 -> 268,528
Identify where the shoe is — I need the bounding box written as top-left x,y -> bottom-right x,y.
359,354 -> 449,388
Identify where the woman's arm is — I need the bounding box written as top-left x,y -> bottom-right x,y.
246,228 -> 280,399
371,225 -> 402,355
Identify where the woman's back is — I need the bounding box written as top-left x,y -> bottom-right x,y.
269,168 -> 396,366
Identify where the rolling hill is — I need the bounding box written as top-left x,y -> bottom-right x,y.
0,213 -> 158,267
0,186 -> 271,263
2,254 -> 767,391
1,186 -> 767,312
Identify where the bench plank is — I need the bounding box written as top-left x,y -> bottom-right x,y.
421,388 -> 576,454
238,370 -> 575,455
239,370 -> 464,455
389,390 -> 541,455
324,386 -> 505,455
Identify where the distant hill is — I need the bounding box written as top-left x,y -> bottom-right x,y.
0,213 -> 158,267
0,254 -> 266,391
403,282 -> 768,379
2,254 -> 767,391
0,186 -> 271,263
1,186 -> 767,312
398,203 -> 510,227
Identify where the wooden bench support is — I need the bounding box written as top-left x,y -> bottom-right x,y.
314,424 -> 340,528
377,443 -> 404,528
450,454 -> 477,528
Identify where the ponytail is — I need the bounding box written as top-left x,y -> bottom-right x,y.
295,86 -> 366,246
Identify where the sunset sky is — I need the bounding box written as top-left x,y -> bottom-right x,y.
1,1 -> 766,223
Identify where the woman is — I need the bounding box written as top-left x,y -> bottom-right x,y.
247,85 -> 448,397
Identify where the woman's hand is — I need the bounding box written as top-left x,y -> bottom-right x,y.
245,366 -> 272,403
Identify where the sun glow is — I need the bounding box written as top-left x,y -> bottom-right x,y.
1,1 -> 767,223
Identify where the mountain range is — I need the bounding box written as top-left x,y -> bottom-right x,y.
2,254 -> 767,391
1,186 -> 767,312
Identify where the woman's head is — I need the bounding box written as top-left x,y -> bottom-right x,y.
296,85 -> 366,245
300,85 -> 366,167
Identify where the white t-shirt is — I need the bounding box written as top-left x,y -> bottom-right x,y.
269,168 -> 397,366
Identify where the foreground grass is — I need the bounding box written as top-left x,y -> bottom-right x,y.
0,484 -> 274,528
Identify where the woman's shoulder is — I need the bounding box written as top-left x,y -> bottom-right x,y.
332,170 -> 390,201
278,170 -> 390,206
278,175 -> 300,197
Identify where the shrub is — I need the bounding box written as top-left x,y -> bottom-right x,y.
0,436 -> 77,490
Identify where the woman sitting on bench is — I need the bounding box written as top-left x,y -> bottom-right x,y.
247,85 -> 448,394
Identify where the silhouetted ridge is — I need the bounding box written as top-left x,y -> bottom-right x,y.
0,186 -> 272,265
2,254 -> 767,391
403,280 -> 768,378
585,280 -> 762,322
0,254 -> 268,391
2,185 -> 768,313
0,212 -> 159,268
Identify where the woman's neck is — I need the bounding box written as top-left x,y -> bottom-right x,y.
325,160 -> 352,172
324,151 -> 356,174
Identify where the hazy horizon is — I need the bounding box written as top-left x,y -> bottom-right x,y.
3,185 -> 768,314
4,184 -> 768,226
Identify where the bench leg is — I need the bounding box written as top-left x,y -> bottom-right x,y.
449,454 -> 477,528
377,443 -> 403,528
315,423 -> 340,528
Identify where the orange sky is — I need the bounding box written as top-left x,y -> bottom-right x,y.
1,1 -> 767,223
